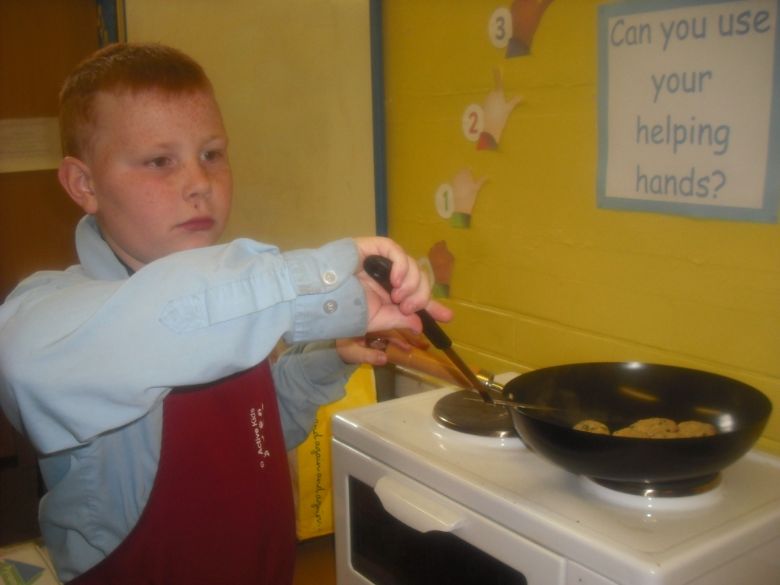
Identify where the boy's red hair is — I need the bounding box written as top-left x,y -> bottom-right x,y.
59,43 -> 213,158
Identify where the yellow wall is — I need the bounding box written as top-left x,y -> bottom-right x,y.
125,0 -> 376,250
383,0 -> 780,454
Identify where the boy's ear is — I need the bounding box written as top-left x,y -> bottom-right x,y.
58,156 -> 98,214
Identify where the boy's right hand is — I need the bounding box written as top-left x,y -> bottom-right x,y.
353,237 -> 453,333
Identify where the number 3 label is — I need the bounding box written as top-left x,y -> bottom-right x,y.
462,104 -> 484,143
488,7 -> 513,49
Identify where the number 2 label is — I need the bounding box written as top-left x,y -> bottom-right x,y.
462,104 -> 485,142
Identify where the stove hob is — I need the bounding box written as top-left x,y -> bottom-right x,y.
433,388 -> 724,497
432,389 -> 517,438
334,386 -> 780,584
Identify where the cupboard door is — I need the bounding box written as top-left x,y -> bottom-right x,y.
0,0 -> 98,300
0,0 -> 100,546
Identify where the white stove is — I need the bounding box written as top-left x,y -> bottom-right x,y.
331,384 -> 780,585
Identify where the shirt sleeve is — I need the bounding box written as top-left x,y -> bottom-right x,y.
0,238 -> 366,454
271,341 -> 356,450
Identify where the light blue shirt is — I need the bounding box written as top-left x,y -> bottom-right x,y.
0,216 -> 366,580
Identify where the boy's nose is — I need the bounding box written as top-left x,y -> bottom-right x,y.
184,161 -> 211,200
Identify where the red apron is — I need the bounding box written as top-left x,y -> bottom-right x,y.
69,361 -> 296,585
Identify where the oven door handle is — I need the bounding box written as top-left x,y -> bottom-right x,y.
374,475 -> 465,533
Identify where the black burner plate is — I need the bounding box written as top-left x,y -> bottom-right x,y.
591,472 -> 721,497
433,390 -> 517,438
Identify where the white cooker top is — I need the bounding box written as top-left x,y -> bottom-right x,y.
332,386 -> 780,584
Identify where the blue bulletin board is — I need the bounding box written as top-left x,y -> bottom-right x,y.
369,0 -> 388,236
597,0 -> 780,222
97,0 -> 126,45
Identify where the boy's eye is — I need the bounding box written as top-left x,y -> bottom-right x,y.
146,156 -> 172,168
203,149 -> 224,163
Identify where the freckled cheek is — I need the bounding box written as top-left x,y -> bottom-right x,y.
212,166 -> 233,189
135,176 -> 182,204
104,170 -> 167,202
212,169 -> 234,207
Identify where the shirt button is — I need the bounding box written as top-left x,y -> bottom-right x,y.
322,270 -> 338,285
323,299 -> 338,314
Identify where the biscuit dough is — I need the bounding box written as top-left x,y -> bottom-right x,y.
573,420 -> 610,435
574,417 -> 717,438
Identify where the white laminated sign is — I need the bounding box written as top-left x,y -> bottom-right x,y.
597,0 -> 780,222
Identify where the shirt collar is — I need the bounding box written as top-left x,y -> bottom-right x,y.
75,215 -> 133,280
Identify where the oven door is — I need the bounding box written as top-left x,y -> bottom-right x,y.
332,438 -> 583,585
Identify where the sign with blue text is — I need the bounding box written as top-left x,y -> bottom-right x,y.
598,0 -> 780,222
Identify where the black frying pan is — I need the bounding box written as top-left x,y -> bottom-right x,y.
502,362 -> 772,493
363,256 -> 772,494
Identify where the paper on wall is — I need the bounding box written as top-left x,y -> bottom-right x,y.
0,117 -> 61,174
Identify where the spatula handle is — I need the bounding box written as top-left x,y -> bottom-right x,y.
364,255 -> 497,404
363,255 -> 452,350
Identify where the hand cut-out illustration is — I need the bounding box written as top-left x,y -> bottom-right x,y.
507,0 -> 554,57
428,241 -> 454,298
450,168 -> 488,228
478,69 -> 523,151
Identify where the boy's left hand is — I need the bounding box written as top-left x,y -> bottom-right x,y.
353,237 -> 453,333
336,329 -> 429,366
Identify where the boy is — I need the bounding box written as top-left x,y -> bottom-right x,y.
0,43 -> 450,583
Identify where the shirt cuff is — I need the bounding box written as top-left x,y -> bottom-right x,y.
282,239 -> 367,343
283,238 -> 358,295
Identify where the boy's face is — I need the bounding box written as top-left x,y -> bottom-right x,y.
74,88 -> 233,271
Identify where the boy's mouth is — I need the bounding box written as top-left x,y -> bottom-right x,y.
178,217 -> 215,231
